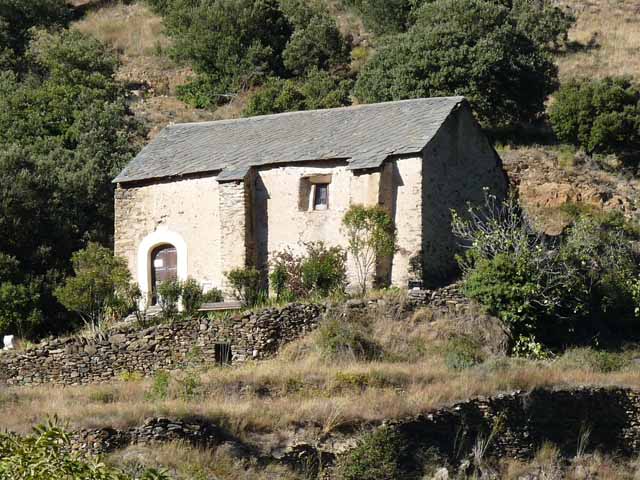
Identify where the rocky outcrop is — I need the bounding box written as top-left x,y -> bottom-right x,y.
0,303 -> 323,387
501,147 -> 639,235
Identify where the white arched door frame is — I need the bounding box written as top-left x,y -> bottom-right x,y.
137,228 -> 188,307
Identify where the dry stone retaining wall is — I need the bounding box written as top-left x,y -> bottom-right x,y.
390,387 -> 640,461
69,387 -> 640,472
0,303 -> 323,387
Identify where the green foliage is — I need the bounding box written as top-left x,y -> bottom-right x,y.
157,280 -> 182,319
454,194 -> 640,348
463,252 -> 550,338
0,254 -> 42,338
339,426 -> 407,480
0,420 -> 168,479
559,348 -> 629,373
157,0 -> 350,108
443,336 -> 484,370
354,0 -> 558,127
342,0 -> 574,48
146,370 -> 171,401
509,0 -> 575,50
549,77 -> 640,160
342,205 -> 396,295
54,243 -> 133,330
181,278 -> 203,317
161,0 -> 292,107
0,28 -> 142,336
243,69 -> 352,116
224,267 -> 262,307
0,0 -> 70,60
270,242 -> 347,299
341,0 -> 422,35
202,288 -> 224,304
280,0 -> 351,76
316,315 -> 383,361
301,242 -> 348,296
511,334 -> 550,360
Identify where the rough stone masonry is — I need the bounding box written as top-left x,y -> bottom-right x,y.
0,303 -> 323,387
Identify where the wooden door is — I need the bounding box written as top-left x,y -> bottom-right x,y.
151,245 -> 178,305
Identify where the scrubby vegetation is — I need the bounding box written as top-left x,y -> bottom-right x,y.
1,0 -> 640,477
0,421 -> 166,479
453,192 -> 640,353
549,76 -> 640,163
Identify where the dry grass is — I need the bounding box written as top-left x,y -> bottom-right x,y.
1,309 -> 639,442
73,1 -> 221,135
557,0 -> 640,82
108,441 -> 300,480
74,1 -> 170,63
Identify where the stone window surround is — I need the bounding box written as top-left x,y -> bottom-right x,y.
137,228 -> 188,308
305,174 -> 332,212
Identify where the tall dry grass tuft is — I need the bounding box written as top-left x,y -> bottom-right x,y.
74,2 -> 170,61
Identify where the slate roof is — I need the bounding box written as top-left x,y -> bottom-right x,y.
114,96 -> 466,184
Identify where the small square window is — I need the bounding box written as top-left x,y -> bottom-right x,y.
314,183 -> 329,210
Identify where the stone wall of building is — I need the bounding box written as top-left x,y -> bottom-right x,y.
0,303 -> 323,387
386,157 -> 424,288
254,161 -> 374,288
421,103 -> 509,286
114,175 -> 224,297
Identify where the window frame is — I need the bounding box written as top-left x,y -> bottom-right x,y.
313,182 -> 330,210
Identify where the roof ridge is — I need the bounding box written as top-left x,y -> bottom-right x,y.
166,96 -> 466,130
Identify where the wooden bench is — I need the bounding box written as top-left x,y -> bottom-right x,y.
198,301 -> 243,312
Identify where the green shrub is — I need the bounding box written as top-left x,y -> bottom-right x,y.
280,0 -> 350,75
454,193 -> 640,348
301,242 -> 347,296
157,279 -> 182,319
443,336 -> 484,371
354,0 -> 558,128
339,426 -> 407,480
54,243 -> 134,330
341,0 -> 420,35
181,278 -> 203,317
146,370 -> 171,401
202,287 -> 224,304
162,0 -> 292,107
270,242 -> 347,299
316,316 -> 383,361
0,420 -> 168,479
178,369 -> 202,400
559,348 -> 628,373
224,267 -> 262,307
0,26 -> 143,337
342,205 -> 396,295
549,77 -> 640,161
243,69 -> 352,116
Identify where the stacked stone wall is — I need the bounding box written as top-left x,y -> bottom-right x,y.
0,303 -> 323,387
391,387 -> 640,461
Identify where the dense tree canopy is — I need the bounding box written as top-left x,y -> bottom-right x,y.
0,26 -> 142,337
354,0 -> 559,127
549,77 -> 640,159
243,69 -> 352,116
343,0 -> 574,49
150,0 -> 351,109
0,0 -> 70,64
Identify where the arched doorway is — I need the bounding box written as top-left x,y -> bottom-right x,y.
150,244 -> 178,305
